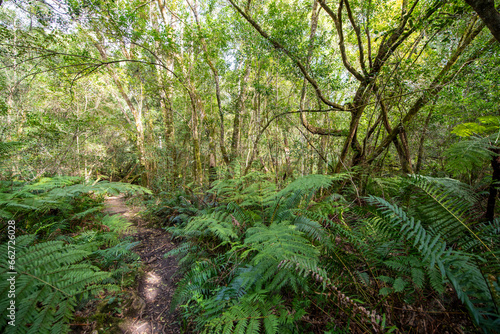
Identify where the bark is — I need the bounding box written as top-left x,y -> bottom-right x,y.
317,135 -> 328,174
158,68 -> 175,144
187,88 -> 203,187
244,67 -> 263,174
208,128 -> 217,186
94,43 -> 146,170
378,95 -> 410,173
398,127 -> 413,173
335,107 -> 363,173
367,22 -> 487,164
485,108 -> 500,221
282,130 -> 293,181
486,147 -> 500,221
188,0 -> 230,165
151,5 -> 177,175
464,0 -> 500,42
259,154 -> 270,173
231,62 -> 251,161
155,0 -> 184,186
415,110 -> 433,174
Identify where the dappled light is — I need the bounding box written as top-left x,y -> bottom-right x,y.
143,271 -> 162,301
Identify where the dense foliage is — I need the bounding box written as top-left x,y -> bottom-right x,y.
0,177 -> 150,333
1,0 -> 500,332
159,174 -> 499,333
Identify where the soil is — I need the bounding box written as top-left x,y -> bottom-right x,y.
75,195 -> 182,334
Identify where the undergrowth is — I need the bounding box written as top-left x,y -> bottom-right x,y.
0,176 -> 150,333
161,173 -> 499,333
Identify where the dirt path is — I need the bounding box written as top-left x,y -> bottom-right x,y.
104,196 -> 181,334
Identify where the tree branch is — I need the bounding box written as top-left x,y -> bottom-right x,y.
227,0 -> 345,111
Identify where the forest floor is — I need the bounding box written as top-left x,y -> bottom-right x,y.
102,195 -> 182,334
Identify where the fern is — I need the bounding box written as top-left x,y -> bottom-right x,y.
209,171 -> 276,208
245,223 -> 319,266
182,210 -> 239,244
203,295 -> 283,334
275,174 -> 349,198
0,235 -> 112,334
101,214 -> 133,234
444,135 -> 493,178
404,175 -> 485,248
366,195 -> 499,331
292,215 -> 327,242
0,177 -> 149,236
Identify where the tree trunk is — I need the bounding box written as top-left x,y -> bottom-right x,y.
188,90 -> 203,187
486,147 -> 500,221
231,62 -> 251,162
317,135 -> 328,174
367,21 -> 486,164
464,0 -> 500,42
208,127 -> 217,186
398,126 -> 413,173
415,110 -> 433,174
94,43 -> 147,172
282,130 -> 293,180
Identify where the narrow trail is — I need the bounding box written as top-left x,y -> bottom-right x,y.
104,196 -> 181,334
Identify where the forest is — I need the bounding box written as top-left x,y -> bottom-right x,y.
0,0 -> 499,333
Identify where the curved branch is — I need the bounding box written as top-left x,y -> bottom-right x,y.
300,0 -> 346,136
244,108 -> 344,173
318,0 -> 364,81
344,0 -> 367,75
367,25 -> 489,164
465,0 -> 500,42
227,0 -> 345,111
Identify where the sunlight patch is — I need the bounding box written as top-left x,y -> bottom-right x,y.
144,271 -> 161,301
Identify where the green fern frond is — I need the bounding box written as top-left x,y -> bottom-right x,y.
276,174 -> 349,198
292,215 -> 327,243
172,255 -> 226,308
0,141 -> 24,160
228,202 -> 255,225
203,295 -> 282,334
366,195 -> 499,331
70,205 -> 104,220
444,136 -> 493,177
101,214 -> 133,233
183,211 -> 238,244
406,175 -> 496,257
0,236 -> 111,334
93,240 -> 140,268
245,223 -> 319,264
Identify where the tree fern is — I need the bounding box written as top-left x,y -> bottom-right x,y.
245,223 -> 319,265
444,135 -> 493,178
292,215 -> 327,243
172,254 -> 228,308
209,171 -> 276,208
275,174 -> 350,199
0,235 -> 112,334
